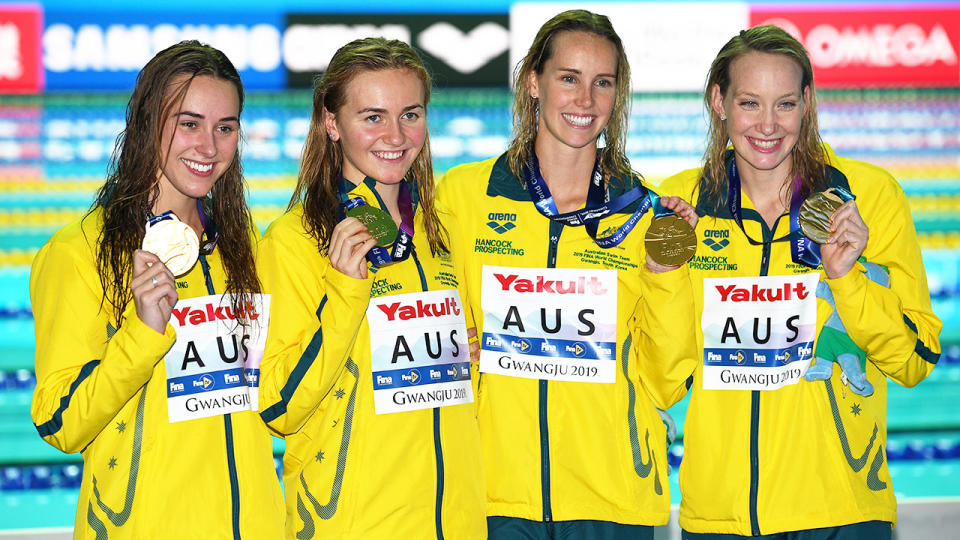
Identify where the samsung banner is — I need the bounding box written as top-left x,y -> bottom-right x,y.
42,11 -> 285,90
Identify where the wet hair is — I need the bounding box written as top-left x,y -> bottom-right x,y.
507,9 -> 634,184
290,37 -> 446,255
699,25 -> 826,211
92,40 -> 260,327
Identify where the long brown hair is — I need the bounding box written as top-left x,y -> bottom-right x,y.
290,37 -> 446,255
92,40 -> 260,328
507,9 -> 634,184
699,25 -> 826,211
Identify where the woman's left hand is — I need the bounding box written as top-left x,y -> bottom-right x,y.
467,327 -> 480,364
646,196 -> 698,273
821,200 -> 869,279
659,195 -> 699,229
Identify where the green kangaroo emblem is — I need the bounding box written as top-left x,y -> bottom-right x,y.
88,387 -> 147,531
621,336 -> 663,495
297,358 -> 360,538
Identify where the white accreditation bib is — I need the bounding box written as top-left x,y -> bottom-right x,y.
701,274 -> 819,390
479,265 -> 618,383
164,294 -> 269,422
368,289 -> 473,415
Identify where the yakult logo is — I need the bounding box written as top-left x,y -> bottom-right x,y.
494,273 -> 607,295
715,282 -> 809,303
377,297 -> 461,321
172,302 -> 260,326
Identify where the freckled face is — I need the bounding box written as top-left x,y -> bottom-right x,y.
325,68 -> 427,186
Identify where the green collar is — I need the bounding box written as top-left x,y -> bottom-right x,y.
342,176 -> 421,211
485,152 -> 648,214
696,151 -> 853,221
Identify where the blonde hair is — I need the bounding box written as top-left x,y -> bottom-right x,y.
507,10 -> 634,184
700,25 -> 826,210
93,40 -> 259,328
290,37 -> 446,255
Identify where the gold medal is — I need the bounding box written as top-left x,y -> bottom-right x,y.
645,214 -> 697,266
347,205 -> 398,247
142,214 -> 200,277
799,190 -> 844,244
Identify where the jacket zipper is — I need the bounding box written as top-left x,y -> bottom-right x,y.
199,255 -> 242,540
541,221 -> 564,522
411,250 -> 445,540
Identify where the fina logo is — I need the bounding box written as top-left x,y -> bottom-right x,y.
486,212 -> 517,234
703,229 -> 730,251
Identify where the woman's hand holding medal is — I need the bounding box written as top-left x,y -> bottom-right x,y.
645,195 -> 699,273
799,190 -> 869,279
131,250 -> 178,334
819,200 -> 869,279
330,216 -> 379,279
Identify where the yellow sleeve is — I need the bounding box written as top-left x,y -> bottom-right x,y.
257,214 -> 373,435
30,234 -> 174,453
826,170 -> 941,387
632,262 -> 699,409
436,169 -> 483,404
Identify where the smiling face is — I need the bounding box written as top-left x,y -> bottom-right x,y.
324,68 -> 427,187
156,75 -> 240,209
528,30 -> 617,156
713,50 -> 808,185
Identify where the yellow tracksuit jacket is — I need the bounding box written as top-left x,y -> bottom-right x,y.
436,154 -> 697,525
658,145 -> 942,535
257,178 -> 486,539
30,208 -> 284,539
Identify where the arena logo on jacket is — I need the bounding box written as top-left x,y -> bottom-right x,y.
701,229 -> 730,251
689,229 -> 739,272
701,274 -> 818,390
475,212 -> 526,256
478,266 -> 617,383
164,294 -> 269,422
367,289 -> 473,414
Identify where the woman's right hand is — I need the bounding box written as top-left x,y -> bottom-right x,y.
329,217 -> 378,279
131,249 -> 178,334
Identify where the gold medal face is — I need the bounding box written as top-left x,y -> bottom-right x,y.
644,214 -> 697,266
142,216 -> 200,277
347,205 -> 398,248
799,190 -> 844,244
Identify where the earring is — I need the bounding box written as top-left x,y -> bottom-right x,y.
719,114 -> 727,121
328,132 -> 338,142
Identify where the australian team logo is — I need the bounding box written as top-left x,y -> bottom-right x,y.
486,212 -> 517,234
